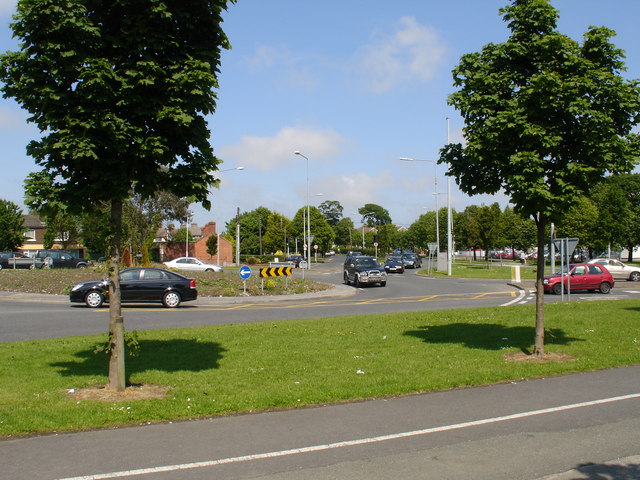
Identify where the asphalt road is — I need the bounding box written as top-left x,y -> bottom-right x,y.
3,365 -> 639,480
3,256 -> 640,342
0,261 -> 524,342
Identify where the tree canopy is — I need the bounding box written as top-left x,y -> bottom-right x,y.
0,199 -> 26,251
440,0 -> 640,356
0,0 -> 235,390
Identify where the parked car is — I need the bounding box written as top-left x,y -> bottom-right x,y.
543,263 -> 614,294
0,251 -> 46,269
401,253 -> 422,269
70,267 -> 198,308
286,255 -> 305,267
343,255 -> 387,287
35,250 -> 92,268
384,255 -> 405,273
586,258 -> 640,282
163,256 -> 222,273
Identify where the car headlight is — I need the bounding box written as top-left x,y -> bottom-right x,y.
543,279 -> 548,284
71,283 -> 82,292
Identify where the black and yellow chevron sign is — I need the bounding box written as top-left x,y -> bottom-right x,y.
260,266 -> 292,278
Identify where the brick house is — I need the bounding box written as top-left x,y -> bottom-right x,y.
157,221 -> 234,266
20,214 -> 85,256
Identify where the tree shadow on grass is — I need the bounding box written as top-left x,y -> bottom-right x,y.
404,323 -> 583,352
50,339 -> 226,381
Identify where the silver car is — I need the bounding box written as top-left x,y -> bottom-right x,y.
163,256 -> 223,273
586,258 -> 640,282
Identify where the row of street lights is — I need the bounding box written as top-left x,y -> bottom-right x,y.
212,125 -> 451,272
399,119 -> 453,276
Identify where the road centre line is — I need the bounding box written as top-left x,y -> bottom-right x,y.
58,392 -> 640,480
196,291 -> 517,310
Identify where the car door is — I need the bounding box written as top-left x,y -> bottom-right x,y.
568,265 -> 589,290
176,258 -> 196,272
137,268 -> 168,301
608,260 -> 627,279
587,265 -> 607,288
119,269 -> 144,302
58,253 -> 74,268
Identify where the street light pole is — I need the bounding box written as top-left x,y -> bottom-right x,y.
399,156 -> 451,275
294,151 -> 311,269
446,117 -> 452,276
212,166 -> 244,266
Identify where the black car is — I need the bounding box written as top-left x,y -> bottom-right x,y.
384,255 -> 405,273
343,255 -> 387,287
36,250 -> 92,268
69,267 -> 197,308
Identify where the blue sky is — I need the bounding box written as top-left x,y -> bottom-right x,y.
0,0 -> 639,231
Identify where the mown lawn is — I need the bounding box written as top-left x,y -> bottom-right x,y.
2,299 -> 639,437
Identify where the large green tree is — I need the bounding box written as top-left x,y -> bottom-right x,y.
1,0 -> 234,390
440,0 -> 640,357
591,174 -> 640,260
0,199 -> 26,251
333,217 -> 354,248
262,212 -> 290,254
226,207 -> 272,256
358,204 -> 392,227
318,200 -> 344,226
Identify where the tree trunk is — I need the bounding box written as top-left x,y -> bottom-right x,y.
533,215 -> 546,358
108,198 -> 126,391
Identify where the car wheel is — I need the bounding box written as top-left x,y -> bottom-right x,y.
354,277 -> 360,288
380,281 -> 387,287
599,282 -> 611,294
629,272 -> 640,282
205,268 -> 214,272
76,263 -> 88,269
552,283 -> 562,295
162,291 -> 182,308
343,272 -> 350,285
85,291 -> 104,308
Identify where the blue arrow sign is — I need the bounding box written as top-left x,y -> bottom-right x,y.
239,265 -> 252,279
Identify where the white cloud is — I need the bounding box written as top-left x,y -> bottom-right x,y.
356,16 -> 448,93
218,126 -> 348,170
315,171 -> 396,218
245,44 -> 319,90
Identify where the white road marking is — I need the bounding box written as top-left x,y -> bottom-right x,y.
500,287 -> 526,306
58,393 -> 640,480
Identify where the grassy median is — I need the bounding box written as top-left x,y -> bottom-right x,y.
1,299 -> 639,437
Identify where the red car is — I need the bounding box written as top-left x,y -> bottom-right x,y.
543,263 -> 614,294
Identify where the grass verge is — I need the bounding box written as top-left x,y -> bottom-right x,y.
427,262 -> 539,279
0,267 -> 329,297
2,299 -> 639,437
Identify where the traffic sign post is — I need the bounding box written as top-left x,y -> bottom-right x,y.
260,265 -> 293,292
239,265 -> 252,294
551,237 -> 579,301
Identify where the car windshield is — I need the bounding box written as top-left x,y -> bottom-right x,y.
387,256 -> 401,262
554,264 -> 577,275
355,258 -> 378,267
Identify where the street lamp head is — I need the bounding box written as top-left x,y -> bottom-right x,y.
399,157 -> 413,161
236,166 -> 245,171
